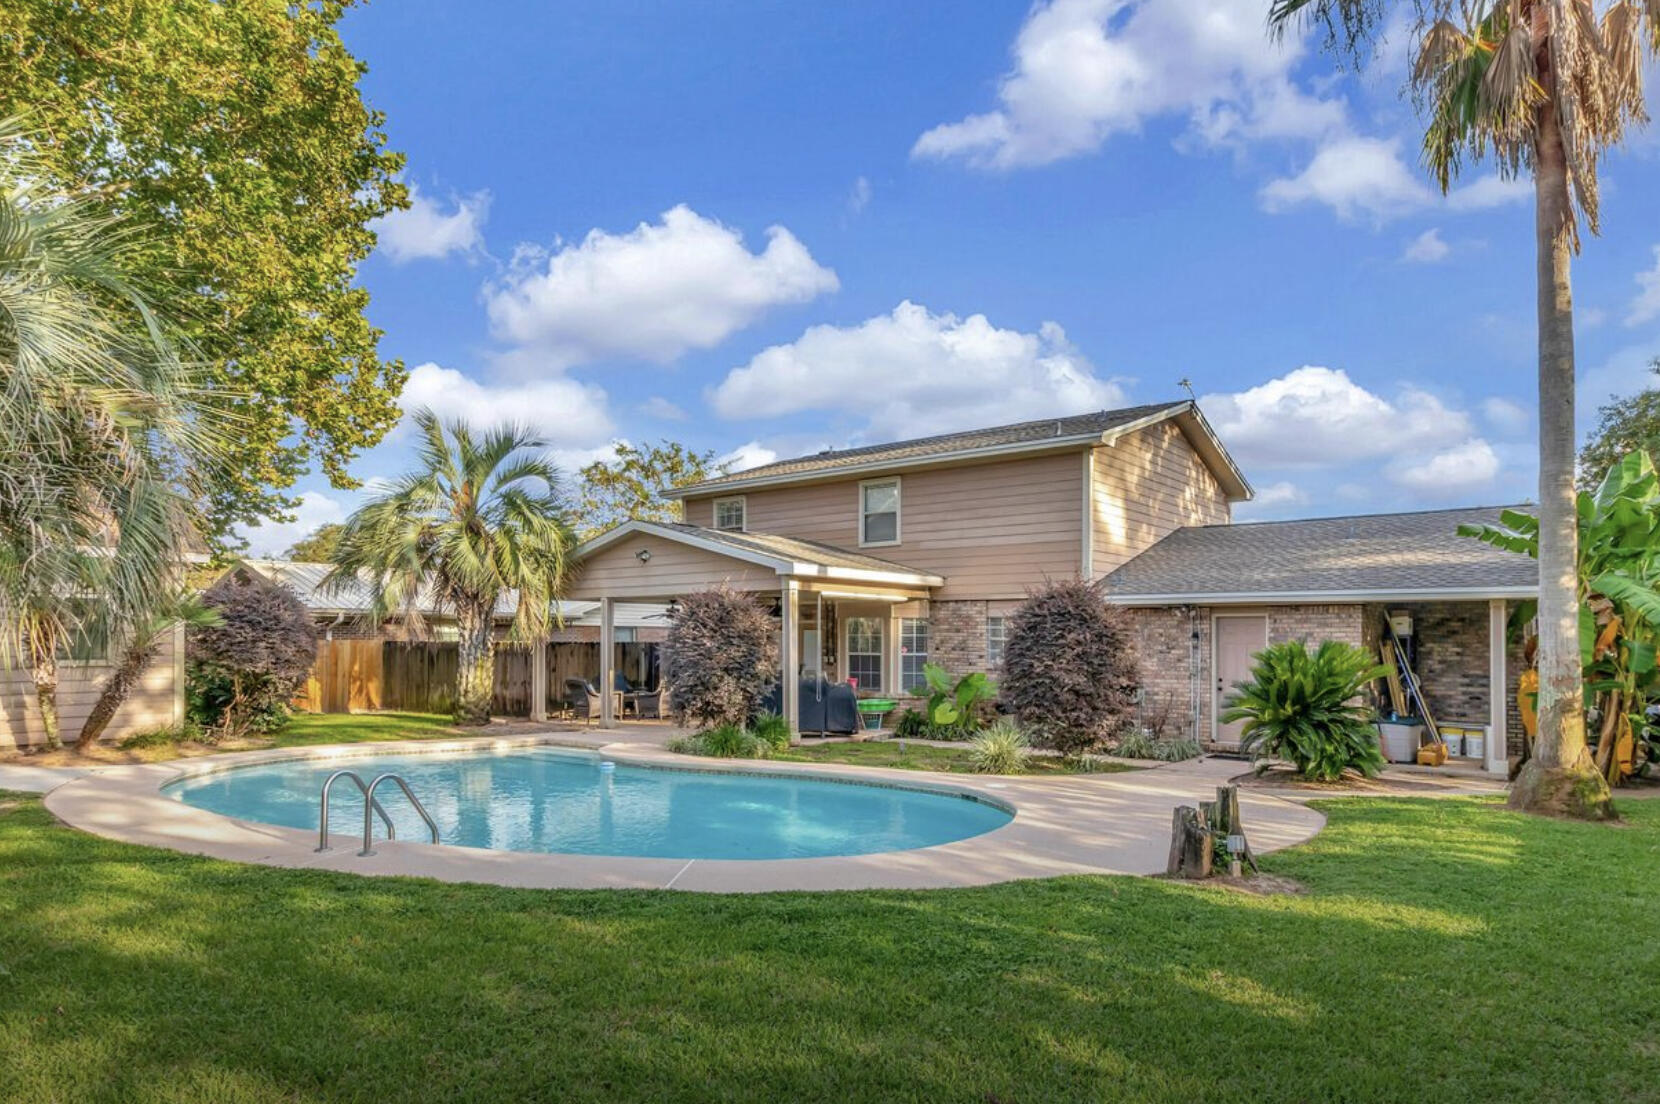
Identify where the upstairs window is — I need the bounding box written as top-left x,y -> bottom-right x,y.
713,496 -> 746,532
860,478 -> 900,546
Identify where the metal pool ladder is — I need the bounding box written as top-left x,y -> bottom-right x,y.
316,770 -> 440,857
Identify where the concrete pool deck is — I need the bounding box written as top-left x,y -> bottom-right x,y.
40,733 -> 1327,893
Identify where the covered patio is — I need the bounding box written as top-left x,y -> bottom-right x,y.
556,521 -> 944,736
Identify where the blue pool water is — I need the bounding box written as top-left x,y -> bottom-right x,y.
165,748 -> 1012,860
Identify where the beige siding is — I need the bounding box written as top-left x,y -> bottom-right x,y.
1091,422 -> 1231,578
0,629 -> 181,750
567,533 -> 781,599
685,450 -> 1086,600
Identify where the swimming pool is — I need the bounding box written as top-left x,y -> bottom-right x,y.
164,747 -> 1013,861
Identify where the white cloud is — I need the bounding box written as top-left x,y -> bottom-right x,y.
1260,137 -> 1431,221
374,183 -> 489,263
483,205 -> 838,370
1203,366 -> 1473,468
1388,439 -> 1501,495
848,176 -> 872,214
912,0 -> 1343,170
398,362 -> 613,447
1234,479 -> 1310,519
238,491 -> 347,559
1445,174 -> 1530,211
1627,245 -> 1660,327
1482,396 -> 1530,434
710,301 -> 1127,440
718,441 -> 779,473
1580,306 -> 1609,329
638,396 -> 687,421
1402,228 -> 1450,263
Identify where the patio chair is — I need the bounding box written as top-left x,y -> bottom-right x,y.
632,683 -> 667,720
565,678 -> 622,725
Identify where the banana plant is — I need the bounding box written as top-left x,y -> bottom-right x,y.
919,662 -> 996,735
1460,450 -> 1660,783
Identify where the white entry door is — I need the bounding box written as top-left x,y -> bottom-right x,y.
1213,614 -> 1268,748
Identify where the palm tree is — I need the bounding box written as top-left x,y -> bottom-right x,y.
76,591 -> 219,749
326,411 -> 575,725
0,121 -> 225,750
1267,1 -> 1655,818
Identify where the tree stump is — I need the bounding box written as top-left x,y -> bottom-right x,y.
1166,805 -> 1212,878
1212,784 -> 1258,874
1166,785 -> 1256,879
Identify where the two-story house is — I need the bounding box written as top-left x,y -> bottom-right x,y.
569,402 -> 1246,723
569,399 -> 1532,775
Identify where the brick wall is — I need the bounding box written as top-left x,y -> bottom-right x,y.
1119,600 -> 1523,755
1124,607 -> 1206,741
1389,601 -> 1527,757
929,600 -> 991,679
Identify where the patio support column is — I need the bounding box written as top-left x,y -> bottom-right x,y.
530,639 -> 547,723
599,598 -> 616,729
1487,599 -> 1508,776
781,581 -> 800,745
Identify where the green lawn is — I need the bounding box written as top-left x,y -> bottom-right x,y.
3,794 -> 1655,1102
773,740 -> 1139,774
267,711 -> 460,747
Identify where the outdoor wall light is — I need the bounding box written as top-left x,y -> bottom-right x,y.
635,548 -> 652,563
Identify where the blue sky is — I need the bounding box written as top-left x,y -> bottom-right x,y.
244,0 -> 1660,555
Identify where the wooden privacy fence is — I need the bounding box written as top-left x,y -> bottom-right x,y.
301,640 -> 660,716
296,640 -> 384,714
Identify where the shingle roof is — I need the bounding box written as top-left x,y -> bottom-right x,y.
1100,506 -> 1538,600
674,402 -> 1193,493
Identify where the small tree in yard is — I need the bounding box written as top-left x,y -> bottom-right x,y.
1001,580 -> 1141,756
664,589 -> 775,730
188,577 -> 317,739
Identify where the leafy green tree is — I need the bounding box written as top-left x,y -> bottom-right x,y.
285,523 -> 346,564
578,442 -> 721,539
1265,0 -> 1656,818
1580,360 -> 1660,491
0,0 -> 409,541
327,413 -> 576,725
0,124 -> 227,749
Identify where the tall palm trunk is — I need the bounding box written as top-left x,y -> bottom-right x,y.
1513,98 -> 1613,817
29,645 -> 61,752
455,603 -> 495,726
22,615 -> 62,750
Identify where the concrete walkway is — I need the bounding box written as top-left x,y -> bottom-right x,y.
43,734 -> 1326,893
0,762 -> 94,794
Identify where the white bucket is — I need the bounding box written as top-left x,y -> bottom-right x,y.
1441,731 -> 1463,757
1377,722 -> 1422,764
1464,731 -> 1486,760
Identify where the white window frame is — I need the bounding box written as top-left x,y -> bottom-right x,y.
845,616 -> 884,692
986,615 -> 1008,669
858,477 -> 901,547
899,617 -> 929,694
712,495 -> 747,532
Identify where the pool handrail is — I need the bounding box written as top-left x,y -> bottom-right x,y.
316,770 -> 397,852
359,773 -> 440,857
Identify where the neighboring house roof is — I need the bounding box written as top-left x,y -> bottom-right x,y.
665,400 -> 1253,501
574,521 -> 946,588
1099,505 -> 1538,604
228,560 -> 665,626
